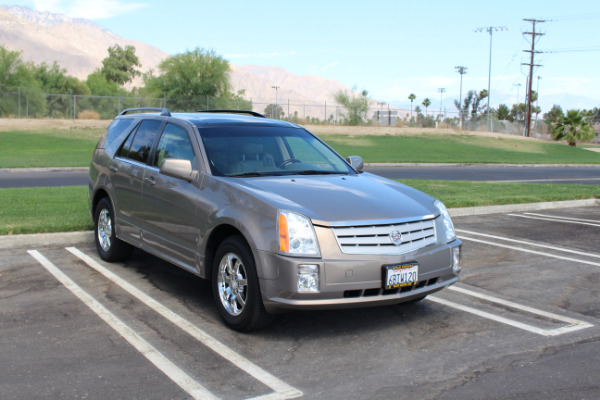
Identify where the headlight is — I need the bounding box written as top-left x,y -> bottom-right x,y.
278,211 -> 320,256
434,200 -> 456,242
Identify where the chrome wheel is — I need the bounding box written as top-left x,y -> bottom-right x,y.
217,252 -> 248,316
97,208 -> 112,252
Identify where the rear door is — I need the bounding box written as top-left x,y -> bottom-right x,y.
111,119 -> 163,243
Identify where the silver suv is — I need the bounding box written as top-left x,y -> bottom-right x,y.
89,108 -> 461,331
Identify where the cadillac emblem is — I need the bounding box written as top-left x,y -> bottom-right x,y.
390,230 -> 403,246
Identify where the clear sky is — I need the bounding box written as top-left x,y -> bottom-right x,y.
5,0 -> 600,113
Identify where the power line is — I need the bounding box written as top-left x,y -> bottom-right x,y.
544,12 -> 600,22
542,46 -> 600,53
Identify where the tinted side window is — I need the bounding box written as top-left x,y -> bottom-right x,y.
125,120 -> 162,163
154,123 -> 196,168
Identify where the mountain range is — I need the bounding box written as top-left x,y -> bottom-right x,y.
0,5 -> 359,116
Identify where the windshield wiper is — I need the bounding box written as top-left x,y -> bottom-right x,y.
296,170 -> 348,175
229,171 -> 276,178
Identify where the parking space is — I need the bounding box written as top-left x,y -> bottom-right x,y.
1,205 -> 599,399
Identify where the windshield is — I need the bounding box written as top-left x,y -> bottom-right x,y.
199,126 -> 355,177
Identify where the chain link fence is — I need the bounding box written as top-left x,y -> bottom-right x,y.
1,88 -> 551,138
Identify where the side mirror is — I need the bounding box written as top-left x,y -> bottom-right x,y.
346,156 -> 364,172
160,159 -> 195,182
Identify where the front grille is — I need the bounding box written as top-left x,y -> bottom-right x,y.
332,218 -> 436,255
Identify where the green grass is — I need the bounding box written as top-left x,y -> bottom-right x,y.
319,133 -> 600,164
0,186 -> 93,235
0,128 -> 103,168
398,179 -> 599,208
1,182 -> 597,235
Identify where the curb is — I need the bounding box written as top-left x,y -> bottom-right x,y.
0,231 -> 94,250
449,198 -> 599,217
1,199 -> 598,250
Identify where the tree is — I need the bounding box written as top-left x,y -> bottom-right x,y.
544,105 -> 564,125
100,44 -> 141,86
264,104 -> 284,119
422,98 -> 431,116
408,93 -> 416,119
334,88 -> 369,125
551,109 -> 596,146
144,48 -> 232,110
497,104 -> 510,120
0,46 -> 45,116
34,62 -> 90,117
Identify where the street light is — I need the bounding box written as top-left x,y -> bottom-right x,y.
271,86 -> 280,119
455,66 -> 467,129
475,26 -> 509,132
437,88 -> 446,122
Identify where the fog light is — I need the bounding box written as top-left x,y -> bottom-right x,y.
297,264 -> 319,293
452,246 -> 462,274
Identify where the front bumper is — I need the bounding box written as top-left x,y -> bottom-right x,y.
257,239 -> 461,313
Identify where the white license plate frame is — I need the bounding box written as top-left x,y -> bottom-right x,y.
383,263 -> 419,290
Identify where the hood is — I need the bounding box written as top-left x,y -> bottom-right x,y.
229,173 -> 437,225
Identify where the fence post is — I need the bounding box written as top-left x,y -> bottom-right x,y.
74,95 -> 77,119
18,87 -> 21,118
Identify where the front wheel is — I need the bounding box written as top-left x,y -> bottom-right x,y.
212,236 -> 273,332
94,197 -> 133,262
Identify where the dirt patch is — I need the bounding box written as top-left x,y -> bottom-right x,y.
0,118 -> 546,143
0,118 -> 110,131
304,124 -> 545,142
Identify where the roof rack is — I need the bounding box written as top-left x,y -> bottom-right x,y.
119,107 -> 171,117
195,109 -> 266,118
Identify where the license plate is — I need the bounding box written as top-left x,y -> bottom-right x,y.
383,263 -> 419,290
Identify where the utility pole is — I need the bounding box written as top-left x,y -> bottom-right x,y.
455,66 -> 467,129
522,18 -> 545,137
475,26 -> 509,132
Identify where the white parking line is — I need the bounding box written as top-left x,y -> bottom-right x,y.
448,285 -> 593,336
28,250 -> 218,400
523,212 -> 600,224
507,213 -> 600,228
456,229 -> 600,260
427,293 -> 592,336
66,247 -> 303,400
458,235 -> 600,268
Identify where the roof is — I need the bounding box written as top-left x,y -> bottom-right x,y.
116,108 -> 300,129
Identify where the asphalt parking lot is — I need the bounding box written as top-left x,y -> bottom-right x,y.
1,204 -> 599,400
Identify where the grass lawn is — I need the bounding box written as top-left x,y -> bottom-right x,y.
1,126 -> 599,168
0,186 -> 92,235
0,128 -> 104,168
1,181 -> 597,235
320,133 -> 600,164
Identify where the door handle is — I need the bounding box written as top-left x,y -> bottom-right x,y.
109,165 -> 118,173
144,176 -> 156,186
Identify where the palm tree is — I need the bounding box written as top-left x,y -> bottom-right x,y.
408,93 -> 416,120
551,109 -> 596,146
422,98 -> 431,117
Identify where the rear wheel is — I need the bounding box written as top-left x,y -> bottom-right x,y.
94,197 -> 133,262
212,236 -> 273,331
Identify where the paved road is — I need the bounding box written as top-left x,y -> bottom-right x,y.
367,164 -> 600,185
1,165 -> 599,188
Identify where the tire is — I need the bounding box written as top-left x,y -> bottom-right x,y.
212,236 -> 273,332
94,197 -> 133,262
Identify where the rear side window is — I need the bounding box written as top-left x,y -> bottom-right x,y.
118,119 -> 162,164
